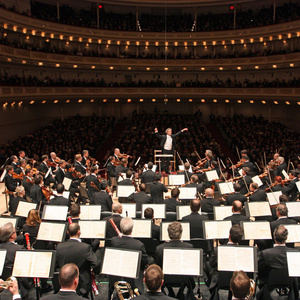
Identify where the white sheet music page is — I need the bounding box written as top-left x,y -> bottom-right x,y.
102,248 -> 140,278
79,221 -> 106,239
62,177 -> 72,190
178,187 -> 197,200
15,202 -> 37,218
243,222 -> 271,240
177,206 -> 192,220
117,186 -> 135,197
0,250 -> 7,276
214,206 -> 233,221
251,176 -> 263,187
43,205 -> 68,221
132,220 -> 152,238
163,248 -> 201,276
0,218 -> 17,228
204,221 -> 232,239
80,205 -> 101,220
218,182 -> 234,195
206,170 -> 219,182
168,175 -> 185,185
248,202 -> 271,217
287,252 -> 300,277
218,246 -> 255,272
266,191 -> 282,206
13,251 -> 53,278
284,225 -> 300,243
286,202 -> 300,217
161,222 -> 190,241
142,204 -> 166,219
37,222 -> 65,242
296,181 -> 300,193
282,170 -> 289,180
121,203 -> 136,218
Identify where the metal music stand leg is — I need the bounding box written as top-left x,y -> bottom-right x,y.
3,192 -> 9,214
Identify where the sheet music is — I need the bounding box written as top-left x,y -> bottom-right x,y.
161,222 -> 190,241
214,206 -> 233,221
15,201 -> 37,218
0,170 -> 6,182
80,205 -> 101,220
284,225 -> 300,243
296,181 -> 300,193
121,203 -> 136,218
118,173 -> 129,182
37,222 -> 66,242
204,221 -> 232,239
218,182 -> 234,195
286,202 -> 300,217
287,252 -> 300,276
178,165 -> 193,173
62,177 -> 72,191
178,187 -> 197,200
0,250 -> 7,276
45,168 -> 51,178
78,221 -> 106,239
143,164 -> 157,172
132,220 -> 152,238
163,248 -> 202,276
205,170 -> 219,182
251,175 -> 263,187
282,170 -> 289,180
238,169 -> 243,176
177,206 -> 193,220
42,205 -> 68,221
247,201 -> 271,217
117,186 -> 135,197
266,191 -> 282,206
12,251 -> 53,278
142,204 -> 166,219
0,217 -> 17,228
243,221 -> 271,240
218,246 -> 255,272
168,175 -> 185,185
102,248 -> 140,278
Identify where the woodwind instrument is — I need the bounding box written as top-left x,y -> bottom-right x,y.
109,219 -> 122,237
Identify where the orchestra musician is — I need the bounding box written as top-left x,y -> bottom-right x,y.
49,183 -> 70,207
22,168 -> 34,199
276,156 -> 287,179
15,159 -> 26,176
30,175 -> 47,207
177,162 -> 193,183
285,170 -> 299,202
74,154 -> 86,176
150,173 -> 168,204
91,180 -> 113,211
49,152 -> 59,172
248,183 -> 267,202
236,167 -> 253,195
39,155 -> 56,186
128,183 -> 152,211
115,158 -> 128,176
9,186 -> 26,217
118,170 -> 133,186
18,150 -> 26,162
164,188 -> 183,212
106,156 -> 116,187
86,166 -> 100,200
55,160 -> 67,184
141,161 -> 156,184
113,148 -> 121,161
82,150 -> 89,167
10,155 -> 19,171
154,127 -> 188,174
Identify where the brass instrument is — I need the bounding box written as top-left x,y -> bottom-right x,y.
247,278 -> 256,300
113,281 -> 137,300
0,277 -> 16,289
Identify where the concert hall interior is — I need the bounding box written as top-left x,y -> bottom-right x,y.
0,0 -> 299,299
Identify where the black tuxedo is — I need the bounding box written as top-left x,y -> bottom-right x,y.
38,162 -> 50,178
249,189 -> 267,202
155,131 -> 183,151
186,182 -> 204,194
141,170 -> 156,184
277,163 -> 287,179
155,240 -> 193,268
91,190 -> 112,211
151,222 -> 160,240
223,213 -> 250,225
49,196 -> 70,207
103,214 -> 122,238
74,161 -> 86,176
201,197 -> 221,213
150,182 -> 168,204
118,178 -> 133,186
15,167 -> 25,175
4,174 -> 17,191
56,239 -> 100,296
285,178 -> 299,202
225,192 -> 247,206
164,198 -> 183,212
240,161 -> 254,173
128,192 -> 151,211
270,217 -> 297,234
41,290 -> 85,299
9,197 -> 26,216
22,177 -> 33,198
55,168 -> 66,184
11,162 -> 18,171
135,291 -> 175,300
30,184 -> 47,205
238,175 -> 253,195
86,174 -> 100,200
115,165 -> 128,177
182,212 -> 208,238
106,162 -> 116,183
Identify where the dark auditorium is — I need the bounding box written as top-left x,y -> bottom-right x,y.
0,0 -> 300,299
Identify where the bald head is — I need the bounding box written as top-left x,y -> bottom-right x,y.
205,188 -> 214,198
112,202 -> 123,214
68,223 -> 80,238
59,263 -> 79,289
232,200 -> 242,213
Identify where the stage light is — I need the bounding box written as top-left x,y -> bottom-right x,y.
189,99 -> 193,102
73,65 -> 77,68
91,66 -> 95,69
290,63 -> 294,67
152,99 -> 156,102
88,38 -> 92,43
103,99 -> 107,102
78,99 -> 83,103
23,28 -> 27,34
250,100 -> 254,103
140,99 -> 143,102
225,99 -> 230,103
237,100 -> 242,103
13,26 -> 17,32
255,66 -> 259,69
66,100 -> 70,103
127,99 -> 131,103
42,100 -> 46,104
50,33 -> 54,39
69,36 -> 73,41
90,99 -> 95,102
262,100 -> 266,104
38,62 -> 43,66
177,99 -> 180,102
259,37 -> 263,42
201,67 -> 205,71
115,99 -> 119,102
274,101 -> 278,104
109,66 -> 114,70
30,101 -> 35,104
273,65 -> 277,68
230,6 -> 234,10
285,101 -> 290,105
54,100 -> 58,103
219,67 -> 223,70
98,5 -> 103,9
128,67 -> 131,70
213,99 -> 217,103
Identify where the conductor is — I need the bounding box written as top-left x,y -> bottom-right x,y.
154,127 -> 188,173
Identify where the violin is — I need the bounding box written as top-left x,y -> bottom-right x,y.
13,172 -> 24,180
258,171 -> 268,179
245,191 -> 254,197
47,161 -> 57,168
118,153 -> 132,159
41,186 -> 54,202
230,158 -> 246,169
231,175 -> 243,181
265,182 -> 278,192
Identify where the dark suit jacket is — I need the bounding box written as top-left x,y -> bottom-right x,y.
91,191 -> 112,211
11,162 -> 18,171
155,240 -> 193,268
30,184 -> 47,205
128,192 -> 151,211
118,178 -> 133,186
115,165 -> 128,176
238,175 -> 253,195
270,217 -> 297,234
103,214 -> 122,238
277,163 -> 287,179
135,291 -> 175,300
74,161 -> 86,175
55,168 -> 65,184
201,197 -> 221,213
9,196 -> 25,216
286,178 -> 299,202
4,174 -> 17,191
164,198 -> 183,212
182,212 -> 209,238
49,196 -> 70,207
150,182 -> 168,204
141,170 -> 156,184
111,236 -> 151,269
107,162 -> 116,178
151,222 -> 160,240
223,213 -> 250,225
187,182 -> 204,194
225,193 -> 247,206
258,245 -> 288,284
41,290 -> 86,299
38,162 -> 50,177
22,177 -> 33,197
240,161 -> 254,173
56,239 -> 100,296
249,189 -> 267,202
86,174 -> 100,199
155,130 -> 183,151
